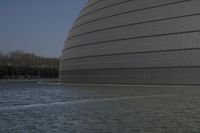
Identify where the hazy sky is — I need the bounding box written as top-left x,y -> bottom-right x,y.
0,0 -> 87,57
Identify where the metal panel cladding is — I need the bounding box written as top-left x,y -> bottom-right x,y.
60,0 -> 200,85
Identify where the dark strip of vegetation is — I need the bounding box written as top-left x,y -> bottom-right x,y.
0,51 -> 59,80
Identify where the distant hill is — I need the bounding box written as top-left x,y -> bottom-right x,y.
0,51 -> 59,80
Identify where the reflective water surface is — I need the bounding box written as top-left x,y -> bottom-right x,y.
0,82 -> 200,133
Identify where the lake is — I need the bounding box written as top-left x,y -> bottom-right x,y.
0,82 -> 200,133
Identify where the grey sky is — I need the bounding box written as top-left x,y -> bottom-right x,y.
0,0 -> 87,57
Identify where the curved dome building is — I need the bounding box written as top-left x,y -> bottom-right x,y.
60,0 -> 200,85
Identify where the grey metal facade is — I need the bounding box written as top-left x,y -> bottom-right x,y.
60,0 -> 200,84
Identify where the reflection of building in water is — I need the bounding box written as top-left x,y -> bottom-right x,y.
60,0 -> 200,84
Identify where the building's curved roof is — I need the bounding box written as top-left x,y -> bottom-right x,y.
60,0 -> 200,84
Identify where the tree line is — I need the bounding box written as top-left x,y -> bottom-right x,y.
0,51 -> 59,80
